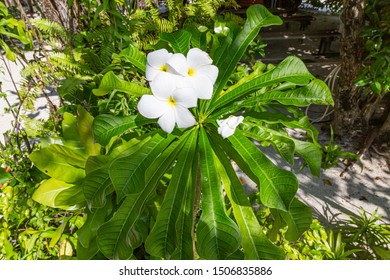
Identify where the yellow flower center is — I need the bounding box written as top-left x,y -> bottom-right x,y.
167,97 -> 176,107
188,68 -> 196,76
160,64 -> 169,72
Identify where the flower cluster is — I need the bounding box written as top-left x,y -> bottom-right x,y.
137,48 -> 244,137
137,48 -> 218,133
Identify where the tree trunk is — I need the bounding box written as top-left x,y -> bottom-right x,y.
332,0 -> 366,136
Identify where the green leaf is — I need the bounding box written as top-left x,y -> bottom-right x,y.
160,29 -> 192,54
76,105 -> 101,156
187,25 -> 208,51
241,123 -> 295,166
279,197 -> 312,242
83,168 -> 114,209
196,128 -> 241,259
97,131 -> 192,259
245,112 -> 319,141
145,130 -> 198,259
373,246 -> 390,260
211,138 -> 285,260
241,121 -> 322,176
29,144 -> 87,183
62,112 -> 79,142
93,114 -> 156,146
92,71 -> 151,96
293,139 -> 322,177
211,4 -> 282,99
54,183 -> 85,209
224,130 -> 298,211
256,79 -> 334,106
32,178 -> 79,209
209,56 -> 314,115
77,202 -> 113,259
110,133 -> 176,201
113,44 -> 147,74
0,39 -> 16,61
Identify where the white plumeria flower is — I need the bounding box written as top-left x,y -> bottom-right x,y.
145,49 -> 174,82
166,48 -> 218,100
137,74 -> 197,133
217,115 -> 244,139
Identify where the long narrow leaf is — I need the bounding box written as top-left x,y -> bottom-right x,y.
93,114 -> 156,146
145,129 -> 198,259
216,129 -> 298,211
110,133 -> 176,201
209,56 -> 314,116
92,71 -> 151,96
210,137 -> 284,260
83,168 -> 114,209
211,4 -> 282,98
196,128 -> 241,259
254,79 -> 334,106
113,44 -> 147,74
279,197 -> 312,242
97,130 -> 192,259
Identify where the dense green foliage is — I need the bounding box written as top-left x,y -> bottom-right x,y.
356,0 -> 390,95
1,1 -> 389,260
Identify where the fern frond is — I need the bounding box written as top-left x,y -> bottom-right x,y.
49,52 -> 93,75
31,18 -> 66,37
58,75 -> 91,99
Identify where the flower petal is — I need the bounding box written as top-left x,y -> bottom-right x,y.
166,53 -> 188,76
174,105 -> 196,129
149,72 -> 176,99
146,49 -> 172,68
191,74 -> 214,99
217,115 -> 244,138
137,95 -> 168,119
158,109 -> 176,133
187,48 -> 213,68
198,64 -> 219,84
172,87 -> 198,108
145,66 -> 160,81
219,125 -> 235,139
227,115 -> 244,128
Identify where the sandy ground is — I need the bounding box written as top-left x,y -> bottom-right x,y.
1,9 -> 389,226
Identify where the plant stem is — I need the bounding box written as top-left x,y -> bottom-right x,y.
192,152 -> 202,259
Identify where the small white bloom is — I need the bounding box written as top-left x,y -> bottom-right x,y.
137,75 -> 197,133
214,25 -> 229,34
217,115 -> 244,139
145,49 -> 174,82
166,48 -> 219,100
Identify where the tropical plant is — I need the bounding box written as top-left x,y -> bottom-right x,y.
29,5 -> 334,260
339,208 -> 390,260
280,219 -> 360,260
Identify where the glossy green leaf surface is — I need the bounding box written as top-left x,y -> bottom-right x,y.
196,128 -> 241,259
160,29 -> 192,54
145,130 -> 198,259
279,198 -> 312,242
109,133 -> 175,201
97,131 -> 192,259
114,44 -> 147,74
226,130 -> 298,211
92,71 -> 151,96
211,4 -> 283,97
29,144 -> 87,183
32,178 -> 79,209
209,56 -> 314,115
212,140 -> 284,260
93,114 -> 155,146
